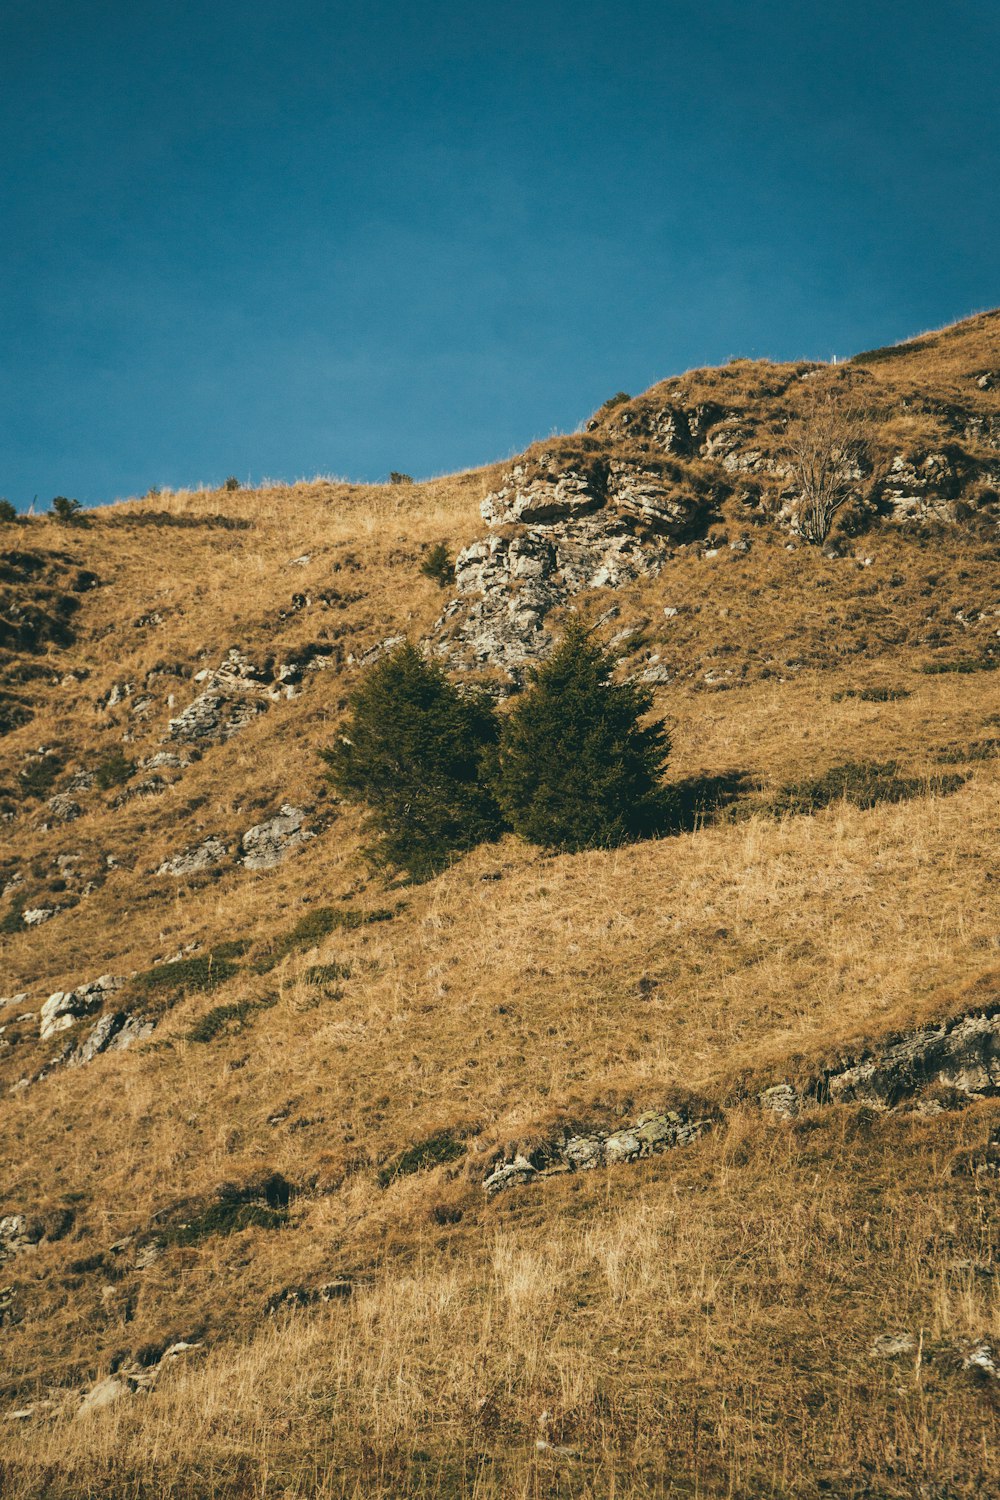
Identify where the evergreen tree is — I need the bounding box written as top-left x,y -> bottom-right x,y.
492,620 -> 670,852
322,641 -> 503,881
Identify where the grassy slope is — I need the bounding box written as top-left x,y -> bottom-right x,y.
0,315 -> 998,1498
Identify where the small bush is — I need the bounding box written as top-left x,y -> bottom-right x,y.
18,753 -> 62,799
0,499 -> 17,523
420,542 -> 453,587
129,950 -> 240,1008
186,994 -> 276,1043
770,760 -> 965,815
389,471 -> 414,485
251,907 -> 395,972
377,1131 -> 466,1188
935,739 -> 1000,764
832,686 -> 912,703
51,496 -> 84,524
597,391 -> 631,416
94,751 -> 136,790
921,656 -> 997,675
223,476 -> 241,492
161,1175 -> 291,1245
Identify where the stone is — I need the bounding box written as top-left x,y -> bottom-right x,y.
759,1084 -> 801,1119
352,634 -> 406,669
39,975 -> 124,1040
69,1010 -> 155,1066
0,1214 -> 36,1261
824,1010 -> 1000,1108
609,460 -> 707,536
871,1333 -> 916,1359
22,907 -> 56,927
241,805 -> 313,870
157,836 -> 228,877
43,792 -> 80,828
480,460 -> 604,527
963,1342 -> 998,1380
76,1376 -> 130,1418
482,1154 -> 539,1197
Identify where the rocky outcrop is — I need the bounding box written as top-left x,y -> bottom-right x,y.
822,1008 -> 1000,1107
39,975 -> 124,1040
241,805 -> 313,870
435,445 -> 715,674
482,1105 -> 714,1196
157,836 -> 228,877
67,1009 -> 155,1066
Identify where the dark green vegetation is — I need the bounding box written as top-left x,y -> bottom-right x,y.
769,759 -> 966,815
419,541 -> 453,587
323,642 -> 503,881
376,1131 -> 467,1188
158,1175 -> 292,1246
94,751 -> 136,790
492,622 -> 671,853
186,994 -> 276,1043
0,500 -> 16,524
128,950 -> 241,1010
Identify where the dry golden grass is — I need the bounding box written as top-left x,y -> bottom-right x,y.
2,314 -> 1000,1496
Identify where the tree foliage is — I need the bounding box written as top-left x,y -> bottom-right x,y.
323,641 -> 503,880
491,620 -> 671,852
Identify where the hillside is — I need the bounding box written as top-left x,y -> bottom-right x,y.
1,311 -> 999,1499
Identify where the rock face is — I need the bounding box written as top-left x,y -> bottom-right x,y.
436,446 -> 716,676
241,805 -> 313,870
822,1009 -> 1000,1107
157,836 -> 228,877
482,1106 -> 713,1196
68,1010 -> 155,1066
39,975 -> 124,1040
168,649 -> 271,742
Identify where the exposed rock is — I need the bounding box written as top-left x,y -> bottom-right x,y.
609,459 -> 709,535
76,1376 -> 131,1418
822,1009 -> 1000,1107
43,793 -> 81,823
483,1107 -> 712,1196
22,907 -> 56,927
758,1083 -> 800,1119
351,634 -> 406,669
0,1214 -> 38,1262
157,836 -> 228,877
241,805 -> 313,870
963,1342 -> 999,1381
871,1333 -> 916,1359
39,975 -> 125,1040
480,459 -> 605,527
68,1010 -> 155,1066
167,648 -> 274,742
142,751 -> 187,770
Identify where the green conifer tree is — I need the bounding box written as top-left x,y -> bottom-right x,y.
322,641 -> 503,880
492,621 -> 670,852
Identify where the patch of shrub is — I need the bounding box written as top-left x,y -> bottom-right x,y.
389,471 -> 414,485
161,1175 -> 291,1245
323,641 -> 503,881
129,949 -> 240,1007
597,391 -> 631,416
921,656 -> 998,675
18,753 -> 62,799
251,907 -> 395,972
223,476 -> 241,492
186,994 -> 276,1043
770,760 -> 966,815
832,686 -> 912,702
51,496 -> 84,524
377,1131 -> 466,1188
305,962 -> 352,985
935,739 -> 1000,764
420,542 -> 453,587
94,751 -> 136,790
0,500 -> 17,523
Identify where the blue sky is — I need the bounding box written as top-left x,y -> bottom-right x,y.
2,1 -> 998,507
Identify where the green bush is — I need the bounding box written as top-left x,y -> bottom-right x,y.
389,471 -> 414,485
18,753 -> 62,800
0,500 -> 17,523
250,906 -> 394,972
186,994 -> 276,1043
377,1131 -> 466,1188
223,476 -> 241,492
491,621 -> 671,852
129,949 -> 240,1008
420,542 -> 453,587
770,760 -> 965,815
323,641 -> 503,880
94,751 -> 136,790
51,496 -> 84,524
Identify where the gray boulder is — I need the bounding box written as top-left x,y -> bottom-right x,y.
241,805 -> 313,870
39,975 -> 124,1040
157,837 -> 228,877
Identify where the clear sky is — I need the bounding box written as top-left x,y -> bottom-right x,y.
2,1 -> 999,508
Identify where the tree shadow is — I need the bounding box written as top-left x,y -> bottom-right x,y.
662,769 -> 758,834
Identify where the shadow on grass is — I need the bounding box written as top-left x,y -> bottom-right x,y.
663,770 -> 758,832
